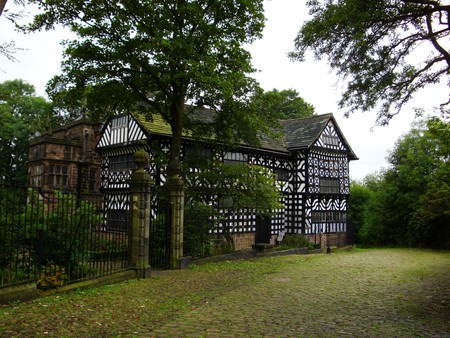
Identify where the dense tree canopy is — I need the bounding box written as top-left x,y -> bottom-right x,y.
254,88 -> 315,120
0,79 -> 52,185
349,117 -> 450,248
291,0 -> 450,125
23,0 -> 271,181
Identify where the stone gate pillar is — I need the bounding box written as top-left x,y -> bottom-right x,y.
128,148 -> 153,278
165,172 -> 185,270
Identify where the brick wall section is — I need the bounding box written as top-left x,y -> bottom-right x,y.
305,233 -> 350,248
231,233 -> 255,251
230,233 -> 280,251
230,232 -> 355,251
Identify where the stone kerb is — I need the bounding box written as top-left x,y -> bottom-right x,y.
128,147 -> 153,278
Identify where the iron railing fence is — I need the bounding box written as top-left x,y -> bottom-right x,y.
149,198 -> 171,269
183,202 -> 216,259
0,185 -> 128,289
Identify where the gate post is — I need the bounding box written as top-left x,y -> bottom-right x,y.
128,147 -> 153,278
165,175 -> 185,269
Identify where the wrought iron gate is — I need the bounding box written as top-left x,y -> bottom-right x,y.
149,198 -> 171,269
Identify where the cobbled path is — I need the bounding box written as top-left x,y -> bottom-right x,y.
147,249 -> 450,337
0,248 -> 449,337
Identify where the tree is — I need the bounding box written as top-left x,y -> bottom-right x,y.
254,88 -> 315,119
352,117 -> 449,248
184,162 -> 283,252
0,0 -> 24,17
347,180 -> 373,243
0,0 -> 25,62
348,174 -> 389,246
23,0 -> 270,184
0,80 -> 52,185
290,0 -> 450,125
414,117 -> 450,247
0,1 -> 6,17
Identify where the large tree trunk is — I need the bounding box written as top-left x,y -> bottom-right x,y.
167,96 -> 184,180
166,94 -> 185,269
0,0 -> 8,17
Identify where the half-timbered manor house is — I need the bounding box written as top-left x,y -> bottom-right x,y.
97,112 -> 358,250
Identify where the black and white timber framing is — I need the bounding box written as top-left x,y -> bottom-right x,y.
96,112 -> 358,242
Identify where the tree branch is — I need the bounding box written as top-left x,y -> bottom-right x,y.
426,10 -> 450,67
0,0 -> 7,17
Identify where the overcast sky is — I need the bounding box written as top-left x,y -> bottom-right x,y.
1,0 -> 447,180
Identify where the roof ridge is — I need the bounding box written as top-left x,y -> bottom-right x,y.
279,112 -> 333,123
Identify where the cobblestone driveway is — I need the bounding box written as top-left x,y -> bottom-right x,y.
148,249 -> 450,337
1,248 -> 449,337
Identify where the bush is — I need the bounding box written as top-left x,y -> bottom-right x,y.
184,202 -> 215,258
277,234 -> 317,250
23,190 -> 102,280
36,264 -> 67,290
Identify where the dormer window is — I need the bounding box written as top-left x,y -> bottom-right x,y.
111,115 -> 128,129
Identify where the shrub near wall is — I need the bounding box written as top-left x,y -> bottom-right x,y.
1,187 -> 127,289
277,234 -> 320,250
184,202 -> 215,259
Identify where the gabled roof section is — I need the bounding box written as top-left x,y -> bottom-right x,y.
279,113 -> 358,160
98,111 -> 357,160
280,113 -> 332,149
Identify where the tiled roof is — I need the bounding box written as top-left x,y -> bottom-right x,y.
131,111 -> 356,159
279,113 -> 333,150
134,113 -> 172,137
133,108 -> 215,139
257,130 -> 288,154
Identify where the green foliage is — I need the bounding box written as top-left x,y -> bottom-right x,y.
0,186 -> 31,284
183,162 -> 283,253
291,0 -> 450,124
23,190 -> 102,279
254,88 -> 315,120
185,162 -> 283,216
349,175 -> 388,246
0,188 -> 103,284
351,117 -> 450,248
347,180 -> 372,239
414,120 -> 450,247
0,80 -> 53,185
277,234 -> 318,250
23,0 -> 270,179
184,202 -> 215,259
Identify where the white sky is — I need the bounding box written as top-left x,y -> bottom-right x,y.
1,0 -> 447,180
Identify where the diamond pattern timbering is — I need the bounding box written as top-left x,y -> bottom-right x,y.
307,151 -> 349,195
